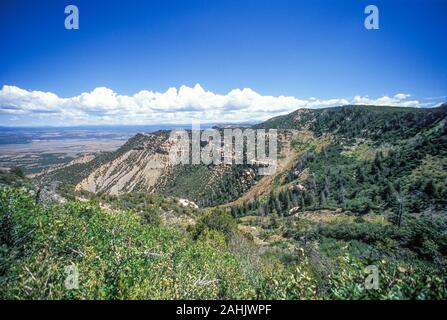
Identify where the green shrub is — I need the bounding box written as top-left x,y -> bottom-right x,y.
192,209 -> 237,243
320,221 -> 393,244
139,206 -> 162,226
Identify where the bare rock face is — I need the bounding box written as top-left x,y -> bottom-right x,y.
288,206 -> 301,216
289,184 -> 306,192
178,198 -> 199,209
54,127 -> 300,208
75,133 -> 174,195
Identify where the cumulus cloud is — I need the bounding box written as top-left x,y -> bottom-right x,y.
0,84 -> 431,125
350,93 -> 420,107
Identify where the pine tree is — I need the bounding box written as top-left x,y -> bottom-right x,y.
299,195 -> 305,212
319,191 -> 326,207
338,185 -> 346,205
274,196 -> 282,215
356,165 -> 366,183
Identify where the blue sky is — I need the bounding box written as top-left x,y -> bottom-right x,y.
0,0 -> 446,126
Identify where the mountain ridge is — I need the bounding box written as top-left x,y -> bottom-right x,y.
43,104 -> 447,212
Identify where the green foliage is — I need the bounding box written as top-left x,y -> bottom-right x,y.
327,256 -> 447,300
320,221 -> 393,244
397,215 -> 447,262
1,187 -> 447,299
242,104 -> 447,220
160,164 -> 261,207
196,229 -> 227,249
258,104 -> 446,142
192,209 -> 237,243
0,188 -> 253,299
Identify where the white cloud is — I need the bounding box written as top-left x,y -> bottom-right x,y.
351,93 -> 419,107
0,84 -> 432,125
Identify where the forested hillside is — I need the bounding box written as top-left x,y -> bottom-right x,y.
2,104 -> 446,299
232,104 -> 447,217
